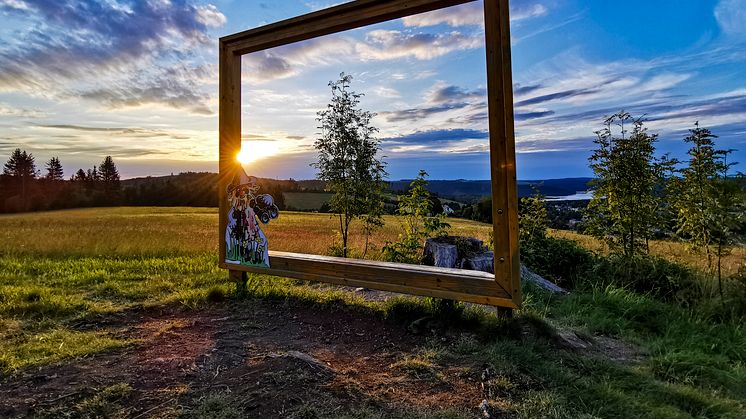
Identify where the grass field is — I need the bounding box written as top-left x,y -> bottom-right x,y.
1,207 -> 745,417
283,192 -> 333,211
552,229 -> 746,277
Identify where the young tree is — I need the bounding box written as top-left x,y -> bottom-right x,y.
360,190 -> 385,258
3,148 -> 38,208
585,111 -> 673,256
45,157 -> 64,181
519,188 -> 549,245
383,170 -> 450,263
312,73 -> 387,257
672,123 -> 745,298
709,172 -> 745,299
670,124 -> 725,261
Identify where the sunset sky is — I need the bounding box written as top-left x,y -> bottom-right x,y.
1,0 -> 745,180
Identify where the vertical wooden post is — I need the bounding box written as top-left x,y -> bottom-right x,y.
484,0 -> 521,306
219,43 -> 242,280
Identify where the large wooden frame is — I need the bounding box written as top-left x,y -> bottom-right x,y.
219,0 -> 520,309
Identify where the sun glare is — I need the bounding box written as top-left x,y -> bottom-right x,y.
236,140 -> 279,165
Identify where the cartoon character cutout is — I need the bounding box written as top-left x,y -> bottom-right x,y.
225,168 -> 279,268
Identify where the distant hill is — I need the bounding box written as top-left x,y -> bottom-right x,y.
120,173 -> 593,206
389,177 -> 593,202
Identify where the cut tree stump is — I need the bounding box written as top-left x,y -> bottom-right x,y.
423,236 -> 567,294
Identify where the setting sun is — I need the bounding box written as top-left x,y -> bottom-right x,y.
236,140 -> 280,165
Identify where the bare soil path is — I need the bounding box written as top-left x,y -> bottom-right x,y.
0,299 -> 488,418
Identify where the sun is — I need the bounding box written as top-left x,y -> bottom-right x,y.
236,141 -> 279,165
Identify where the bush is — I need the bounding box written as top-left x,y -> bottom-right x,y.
520,235 -> 595,289
589,254 -> 700,303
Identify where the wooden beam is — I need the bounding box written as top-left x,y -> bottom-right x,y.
484,0 -> 521,304
221,251 -> 516,308
221,0 -> 476,55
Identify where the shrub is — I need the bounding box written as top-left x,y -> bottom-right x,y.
520,235 -> 595,289
589,254 -> 700,303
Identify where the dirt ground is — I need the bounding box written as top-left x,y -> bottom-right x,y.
0,298 -> 492,418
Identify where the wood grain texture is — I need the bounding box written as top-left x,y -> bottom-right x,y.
221,0 -> 476,55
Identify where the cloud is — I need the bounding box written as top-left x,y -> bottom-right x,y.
77,65 -> 214,115
0,0 -> 224,114
402,0 -> 547,28
373,86 -> 401,98
0,103 -> 45,118
243,36 -> 354,82
379,102 -> 470,123
715,0 -> 746,36
515,110 -> 555,121
357,30 -> 482,60
514,83 -> 542,96
427,83 -> 486,103
244,29 -> 482,83
383,129 -> 488,144
0,0 -> 29,10
514,88 -> 598,107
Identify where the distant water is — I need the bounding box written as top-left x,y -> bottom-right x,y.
546,191 -> 593,201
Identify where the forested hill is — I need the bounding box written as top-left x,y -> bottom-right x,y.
0,171 -> 593,213
387,178 -> 593,202
123,173 -> 591,205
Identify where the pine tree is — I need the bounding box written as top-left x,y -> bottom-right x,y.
3,148 -> 38,208
98,156 -> 120,192
72,169 -> 87,182
3,148 -> 37,179
45,157 -> 64,181
312,73 -> 387,258
87,166 -> 100,183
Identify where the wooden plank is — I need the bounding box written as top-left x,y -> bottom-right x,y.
220,252 -> 515,307
484,0 -> 520,305
221,0 -> 476,55
218,44 -> 242,265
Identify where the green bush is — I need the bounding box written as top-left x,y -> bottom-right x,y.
590,254 -> 700,303
520,235 -> 595,289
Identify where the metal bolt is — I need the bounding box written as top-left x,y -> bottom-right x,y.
499,257 -> 505,263
497,209 -> 504,214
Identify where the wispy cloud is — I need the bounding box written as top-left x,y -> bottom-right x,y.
715,0 -> 746,37
357,30 -> 481,60
402,0 -> 547,28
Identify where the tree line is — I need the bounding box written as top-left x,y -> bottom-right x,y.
0,150 -> 121,212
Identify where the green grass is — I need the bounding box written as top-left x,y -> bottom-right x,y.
1,207 -> 745,417
283,192 -> 333,210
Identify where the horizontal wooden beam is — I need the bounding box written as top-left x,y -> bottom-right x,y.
221,251 -> 516,308
220,0 -> 476,56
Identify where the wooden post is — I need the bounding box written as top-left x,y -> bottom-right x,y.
485,0 -> 521,308
219,40 -> 242,275
231,270 -> 248,296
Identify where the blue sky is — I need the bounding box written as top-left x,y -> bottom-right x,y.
0,0 -> 744,180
